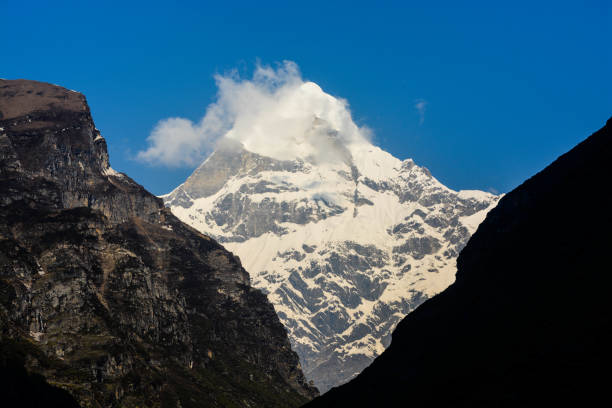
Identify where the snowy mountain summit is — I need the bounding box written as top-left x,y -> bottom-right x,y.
159,68 -> 499,391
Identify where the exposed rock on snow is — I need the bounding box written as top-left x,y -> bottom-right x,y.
164,119 -> 499,391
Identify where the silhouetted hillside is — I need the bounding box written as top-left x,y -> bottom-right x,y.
305,117 -> 612,407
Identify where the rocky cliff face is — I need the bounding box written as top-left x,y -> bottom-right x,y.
305,118 -> 612,407
0,79 -> 318,407
163,121 -> 498,391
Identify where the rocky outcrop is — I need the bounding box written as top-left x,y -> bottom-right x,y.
305,118 -> 612,406
0,79 -> 318,407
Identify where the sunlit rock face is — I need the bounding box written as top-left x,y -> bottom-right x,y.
0,79 -> 318,407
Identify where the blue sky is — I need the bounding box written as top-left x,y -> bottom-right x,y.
1,0 -> 610,195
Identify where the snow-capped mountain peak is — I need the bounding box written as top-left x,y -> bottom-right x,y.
163,137 -> 499,392
155,62 -> 498,392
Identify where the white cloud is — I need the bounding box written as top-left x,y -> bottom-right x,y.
414,99 -> 427,125
137,61 -> 371,167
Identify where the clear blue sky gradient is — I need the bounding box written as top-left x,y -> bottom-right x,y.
2,0 -> 610,195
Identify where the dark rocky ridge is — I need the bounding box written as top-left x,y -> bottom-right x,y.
305,118 -> 612,407
0,79 -> 318,407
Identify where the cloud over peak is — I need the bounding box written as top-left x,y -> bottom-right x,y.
137,61 -> 371,167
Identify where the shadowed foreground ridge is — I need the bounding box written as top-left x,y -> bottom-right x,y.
0,79 -> 318,407
306,117 -> 612,407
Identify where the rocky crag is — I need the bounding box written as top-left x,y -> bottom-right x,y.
164,116 -> 499,391
305,118 -> 612,407
0,79 -> 318,407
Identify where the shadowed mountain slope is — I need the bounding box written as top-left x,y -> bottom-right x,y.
0,79 -> 317,407
305,117 -> 612,407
